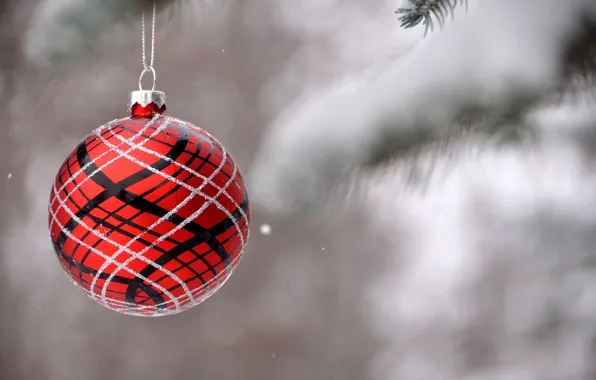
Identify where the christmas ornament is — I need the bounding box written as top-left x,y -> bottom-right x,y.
47,2 -> 250,317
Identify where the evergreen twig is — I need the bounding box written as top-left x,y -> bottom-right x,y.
396,0 -> 468,36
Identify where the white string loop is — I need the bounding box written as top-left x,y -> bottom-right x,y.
141,1 -> 157,89
139,66 -> 156,91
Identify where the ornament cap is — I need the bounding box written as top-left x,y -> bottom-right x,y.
128,90 -> 167,118
128,90 -> 166,109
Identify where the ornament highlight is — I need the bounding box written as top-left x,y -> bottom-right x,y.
48,89 -> 250,316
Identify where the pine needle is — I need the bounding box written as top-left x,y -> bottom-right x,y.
396,0 -> 468,36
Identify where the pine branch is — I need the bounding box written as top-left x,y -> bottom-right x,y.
396,0 -> 468,36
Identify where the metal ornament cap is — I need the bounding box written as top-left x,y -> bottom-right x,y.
128,90 -> 166,109
128,90 -> 167,118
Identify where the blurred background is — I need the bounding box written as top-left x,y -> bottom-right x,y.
2,0 -> 596,379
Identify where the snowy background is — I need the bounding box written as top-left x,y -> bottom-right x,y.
2,0 -> 596,379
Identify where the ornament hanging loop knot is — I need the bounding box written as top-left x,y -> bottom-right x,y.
139,66 -> 156,91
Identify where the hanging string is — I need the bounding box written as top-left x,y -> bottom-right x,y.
139,0 -> 157,91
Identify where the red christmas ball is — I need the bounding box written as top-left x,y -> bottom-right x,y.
48,92 -> 250,316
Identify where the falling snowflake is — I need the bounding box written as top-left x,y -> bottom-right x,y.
260,224 -> 271,235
